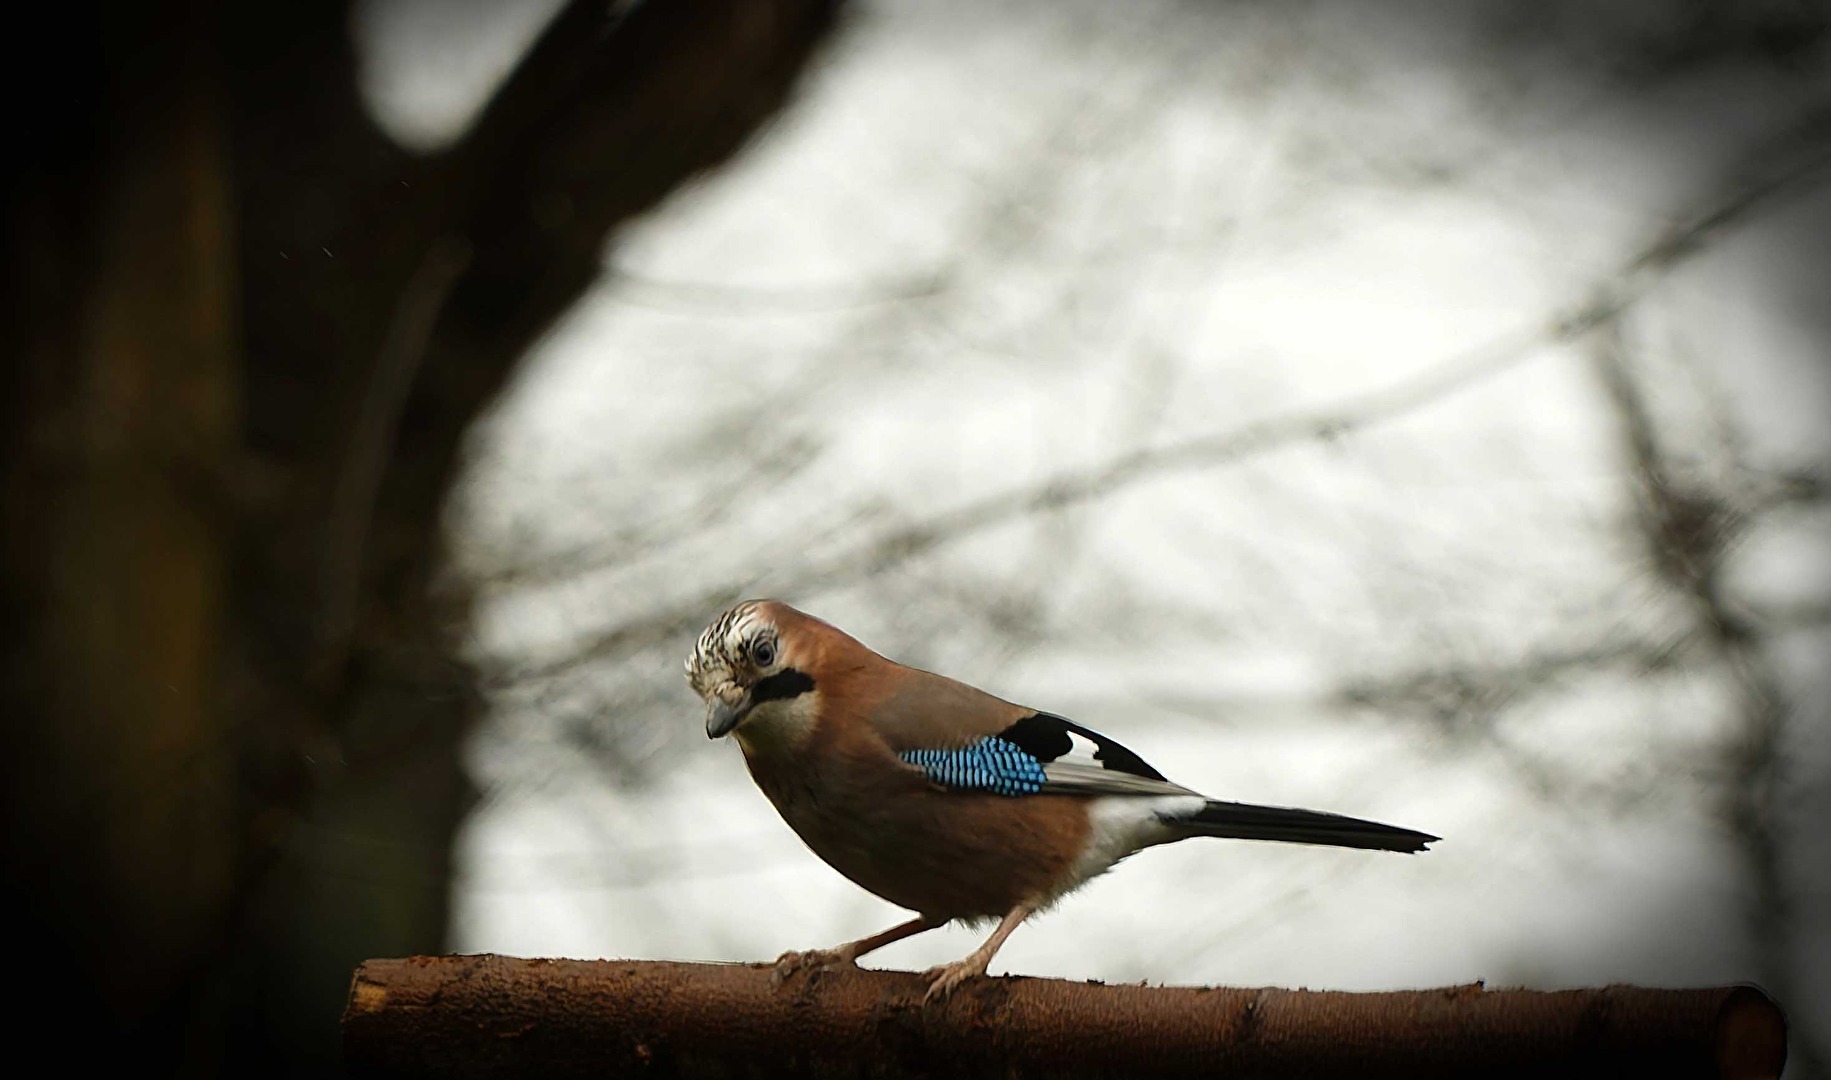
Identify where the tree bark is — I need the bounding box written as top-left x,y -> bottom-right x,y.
343,956 -> 1789,1080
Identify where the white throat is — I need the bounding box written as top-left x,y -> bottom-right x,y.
733,693 -> 819,757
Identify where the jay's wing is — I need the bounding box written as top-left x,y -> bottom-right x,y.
897,710 -> 1200,800
870,669 -> 1438,851
880,686 -> 1438,851
895,711 -> 1438,851
865,666 -> 1193,798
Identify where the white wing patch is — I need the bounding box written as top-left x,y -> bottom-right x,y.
1047,725 -> 1126,769
998,712 -> 1200,799
1041,761 -> 1200,798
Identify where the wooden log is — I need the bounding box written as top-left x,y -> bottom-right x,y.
342,955 -> 1787,1078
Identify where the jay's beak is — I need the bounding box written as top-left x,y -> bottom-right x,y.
705,688 -> 750,739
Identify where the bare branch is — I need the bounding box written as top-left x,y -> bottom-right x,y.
316,235 -> 473,685
470,431 -> 821,591
599,267 -> 950,315
1750,596 -> 1831,629
1589,317 -> 1818,1076
343,956 -> 1787,1080
1336,631 -> 1701,715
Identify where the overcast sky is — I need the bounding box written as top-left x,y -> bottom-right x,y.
356,0 -> 1830,1063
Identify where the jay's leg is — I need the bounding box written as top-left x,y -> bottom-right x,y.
921,902 -> 1033,1003
773,914 -> 945,982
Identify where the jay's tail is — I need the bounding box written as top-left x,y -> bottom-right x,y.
1169,800 -> 1437,853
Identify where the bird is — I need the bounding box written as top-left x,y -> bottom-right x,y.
684,598 -> 1437,1002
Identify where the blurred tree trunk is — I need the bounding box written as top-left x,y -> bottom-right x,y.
3,2 -> 239,1069
2,1 -> 841,1075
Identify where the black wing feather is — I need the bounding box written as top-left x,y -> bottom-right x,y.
996,712 -> 1167,781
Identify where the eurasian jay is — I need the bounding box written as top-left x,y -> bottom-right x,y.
685,599 -> 1437,1001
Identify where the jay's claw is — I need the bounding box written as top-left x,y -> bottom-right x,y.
771,947 -> 855,985
920,957 -> 988,1003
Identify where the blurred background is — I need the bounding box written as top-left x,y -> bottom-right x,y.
5,0 -> 1828,1075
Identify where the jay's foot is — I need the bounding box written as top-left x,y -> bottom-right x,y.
771,947 -> 855,985
920,955 -> 990,1003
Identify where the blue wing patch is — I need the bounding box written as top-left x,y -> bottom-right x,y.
900,737 -> 1046,797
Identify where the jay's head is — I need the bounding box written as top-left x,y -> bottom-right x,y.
685,599 -> 821,741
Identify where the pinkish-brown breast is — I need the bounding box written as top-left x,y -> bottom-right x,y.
742,714 -> 1089,920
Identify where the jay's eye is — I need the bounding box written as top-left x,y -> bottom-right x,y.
752,640 -> 776,667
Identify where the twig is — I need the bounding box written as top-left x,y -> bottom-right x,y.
316,235 -> 472,685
